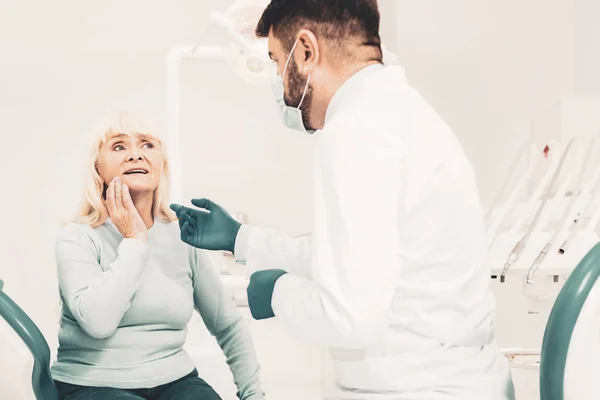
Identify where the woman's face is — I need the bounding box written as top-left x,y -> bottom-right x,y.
96,132 -> 164,194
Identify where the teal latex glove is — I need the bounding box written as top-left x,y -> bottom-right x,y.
247,269 -> 288,320
170,198 -> 241,253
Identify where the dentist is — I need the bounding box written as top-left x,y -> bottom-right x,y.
171,1 -> 515,398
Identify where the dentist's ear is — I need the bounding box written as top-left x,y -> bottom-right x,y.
296,29 -> 319,74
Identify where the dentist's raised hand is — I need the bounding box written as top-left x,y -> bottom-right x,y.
170,198 -> 241,252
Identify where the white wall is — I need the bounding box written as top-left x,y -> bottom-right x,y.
0,0 -> 596,398
393,0 -> 576,208
574,0 -> 600,95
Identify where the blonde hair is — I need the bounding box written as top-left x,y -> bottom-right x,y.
73,110 -> 177,227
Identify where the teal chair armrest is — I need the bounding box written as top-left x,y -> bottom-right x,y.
0,288 -> 58,400
540,242 -> 600,400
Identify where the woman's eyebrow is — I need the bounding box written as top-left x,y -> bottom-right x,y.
107,133 -> 129,143
136,133 -> 157,143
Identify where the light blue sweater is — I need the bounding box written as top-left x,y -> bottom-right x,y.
50,218 -> 264,399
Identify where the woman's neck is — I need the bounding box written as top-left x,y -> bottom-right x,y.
130,190 -> 155,229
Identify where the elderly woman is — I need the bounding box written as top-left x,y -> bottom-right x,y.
51,112 -> 265,400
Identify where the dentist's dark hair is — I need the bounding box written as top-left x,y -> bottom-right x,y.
255,0 -> 382,61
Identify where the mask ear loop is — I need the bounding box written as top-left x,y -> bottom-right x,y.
282,40 -> 299,78
297,71 -> 312,110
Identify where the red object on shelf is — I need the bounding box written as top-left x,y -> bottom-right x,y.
543,145 -> 550,158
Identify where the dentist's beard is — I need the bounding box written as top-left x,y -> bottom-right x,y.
285,59 -> 316,131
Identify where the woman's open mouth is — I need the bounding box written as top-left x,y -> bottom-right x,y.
123,168 -> 149,175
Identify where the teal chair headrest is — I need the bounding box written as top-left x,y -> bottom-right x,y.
0,284 -> 58,400
540,242 -> 600,400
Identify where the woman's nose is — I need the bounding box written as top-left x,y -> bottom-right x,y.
127,149 -> 143,161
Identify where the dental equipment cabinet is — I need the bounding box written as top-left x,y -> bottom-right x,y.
487,129 -> 600,377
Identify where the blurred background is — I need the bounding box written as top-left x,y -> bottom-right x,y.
1,0 -> 599,399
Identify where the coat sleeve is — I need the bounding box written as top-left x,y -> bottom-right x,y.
234,225 -> 312,278
268,121 -> 406,348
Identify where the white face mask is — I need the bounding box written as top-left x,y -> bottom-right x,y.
271,40 -> 315,134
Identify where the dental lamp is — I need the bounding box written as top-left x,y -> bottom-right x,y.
207,0 -> 278,86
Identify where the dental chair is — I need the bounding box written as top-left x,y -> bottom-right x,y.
540,242 -> 600,400
0,279 -> 59,400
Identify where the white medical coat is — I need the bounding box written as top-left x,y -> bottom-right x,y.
235,64 -> 514,399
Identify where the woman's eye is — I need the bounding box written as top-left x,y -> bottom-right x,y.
142,142 -> 154,149
113,144 -> 125,151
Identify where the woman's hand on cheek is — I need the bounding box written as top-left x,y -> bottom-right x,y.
106,177 -> 148,243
